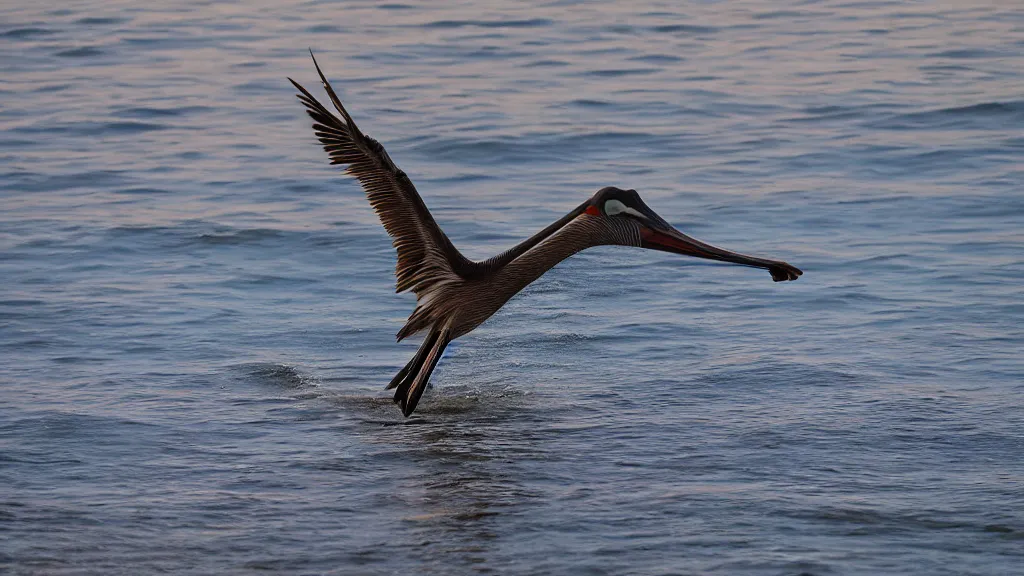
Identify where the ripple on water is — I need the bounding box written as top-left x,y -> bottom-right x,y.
3,27 -> 55,38
421,18 -> 553,29
54,46 -> 104,58
875,100 -> 1024,130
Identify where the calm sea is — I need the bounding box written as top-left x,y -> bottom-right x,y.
2,1 -> 1022,574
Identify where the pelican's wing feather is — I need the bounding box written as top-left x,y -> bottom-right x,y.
290,53 -> 478,297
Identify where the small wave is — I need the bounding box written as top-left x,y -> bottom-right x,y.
197,228 -> 283,245
421,18 -> 552,29
879,101 -> 1024,130
420,131 -> 676,165
55,46 -> 103,58
929,48 -> 1003,59
11,120 -> 166,136
422,172 -> 496,186
306,24 -> 341,34
31,82 -> 71,93
232,80 -> 280,95
106,224 -> 176,236
218,274 -> 316,288
7,170 -> 128,193
3,27 -> 54,38
75,16 -> 128,25
51,356 -> 108,364
582,68 -> 660,78
944,101 -> 1024,116
698,358 -> 861,390
99,121 -> 167,133
99,222 -> 322,253
628,54 -> 683,64
112,187 -> 172,195
522,59 -> 568,68
788,104 -> 868,123
786,506 -> 1019,537
5,411 -> 158,444
650,24 -> 717,34
528,331 -> 607,346
231,61 -> 266,69
113,105 -> 214,119
242,363 -> 320,389
752,9 -> 825,20
0,299 -> 44,307
914,101 -> 1023,118
568,99 -> 616,109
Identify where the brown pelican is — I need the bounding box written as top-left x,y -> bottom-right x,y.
290,54 -> 802,417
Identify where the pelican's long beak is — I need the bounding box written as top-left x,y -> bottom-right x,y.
639,215 -> 802,282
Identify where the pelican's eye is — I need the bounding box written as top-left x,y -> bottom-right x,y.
603,199 -> 647,219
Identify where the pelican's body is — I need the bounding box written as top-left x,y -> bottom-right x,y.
291,54 -> 802,416
403,213 -> 640,341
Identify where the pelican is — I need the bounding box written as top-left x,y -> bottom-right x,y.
290,53 -> 802,417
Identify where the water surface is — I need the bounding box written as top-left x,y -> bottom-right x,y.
2,1 -> 1023,574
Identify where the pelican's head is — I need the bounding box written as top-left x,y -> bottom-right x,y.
584,186 -> 802,282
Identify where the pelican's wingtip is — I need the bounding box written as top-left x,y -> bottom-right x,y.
308,50 -> 329,85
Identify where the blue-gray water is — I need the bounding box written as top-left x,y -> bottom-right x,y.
2,1 -> 1023,574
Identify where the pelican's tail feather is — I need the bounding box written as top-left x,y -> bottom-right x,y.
388,323 -> 452,416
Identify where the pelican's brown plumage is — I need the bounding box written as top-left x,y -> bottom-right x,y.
290,53 -> 802,416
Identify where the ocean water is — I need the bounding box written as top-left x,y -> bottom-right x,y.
2,1 -> 1023,574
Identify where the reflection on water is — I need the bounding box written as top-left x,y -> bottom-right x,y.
2,0 -> 1023,574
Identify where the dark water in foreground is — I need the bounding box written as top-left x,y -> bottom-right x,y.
2,1 -> 1023,574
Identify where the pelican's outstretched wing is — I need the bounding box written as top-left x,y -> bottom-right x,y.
290,52 -> 478,303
